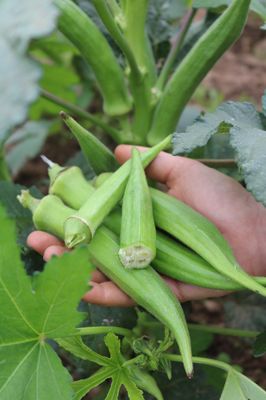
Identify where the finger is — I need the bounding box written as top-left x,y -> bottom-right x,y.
91,270 -> 108,283
27,231 -> 64,255
163,276 -> 229,302
115,145 -> 199,186
43,245 -> 69,261
83,281 -> 135,307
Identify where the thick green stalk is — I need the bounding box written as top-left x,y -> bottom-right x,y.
41,89 -> 121,140
92,0 -> 141,83
123,0 -> 157,142
164,354 -> 231,373
64,135 -> 172,248
60,112 -> 119,174
148,0 -> 251,145
54,0 -> 132,117
119,148 -> 156,269
188,324 -> 259,339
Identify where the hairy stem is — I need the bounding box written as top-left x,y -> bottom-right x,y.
164,354 -> 231,373
188,323 -> 259,338
75,326 -> 132,337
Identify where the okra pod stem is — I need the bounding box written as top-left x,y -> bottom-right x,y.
148,0 -> 250,144
54,0 -> 132,117
119,148 -> 156,269
64,135 -> 172,248
60,112 -> 119,174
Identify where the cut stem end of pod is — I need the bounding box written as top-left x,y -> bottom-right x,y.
64,216 -> 92,248
118,245 -> 154,269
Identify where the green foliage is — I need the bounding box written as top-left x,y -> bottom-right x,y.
0,204 -> 93,399
5,121 -> 52,176
59,334 -> 145,399
173,100 -> 266,206
253,331 -> 266,357
0,0 -> 58,140
221,369 -> 266,399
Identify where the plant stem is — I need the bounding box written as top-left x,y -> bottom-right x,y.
197,159 -> 236,168
74,326 -> 132,337
41,89 -> 121,141
157,9 -> 197,91
164,354 -> 231,372
0,145 -> 11,181
188,323 -> 259,338
93,0 -> 141,82
122,355 -> 144,368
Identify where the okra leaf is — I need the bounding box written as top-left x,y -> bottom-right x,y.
5,120 -> 52,176
220,369 -> 266,400
0,205 -> 93,399
173,101 -> 266,205
0,0 -> 58,139
253,331 -> 266,357
61,333 -> 144,400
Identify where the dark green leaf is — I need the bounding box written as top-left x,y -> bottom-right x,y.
253,331 -> 266,357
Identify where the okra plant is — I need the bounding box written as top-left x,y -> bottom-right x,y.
1,0 -> 266,399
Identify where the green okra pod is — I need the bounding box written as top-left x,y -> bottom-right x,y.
60,112 -> 119,174
17,190 -> 74,239
148,0 -> 250,145
64,135 -> 172,248
151,189 -> 266,297
54,0 -> 132,117
119,148 -> 156,269
47,164 -> 266,293
21,191 -> 193,377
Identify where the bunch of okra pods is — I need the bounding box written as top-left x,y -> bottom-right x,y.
18,113 -> 266,377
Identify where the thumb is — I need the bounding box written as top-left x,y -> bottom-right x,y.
115,144 -> 198,186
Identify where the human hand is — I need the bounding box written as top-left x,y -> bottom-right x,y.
27,148 -> 266,306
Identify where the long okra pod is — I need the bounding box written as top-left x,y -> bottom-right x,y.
151,189 -> 266,297
60,112 -> 119,174
54,0 -> 132,117
64,135 -> 172,248
148,0 -> 250,145
119,148 -> 156,269
21,192 -> 193,377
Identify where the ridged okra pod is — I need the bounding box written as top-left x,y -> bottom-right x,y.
151,189 -> 266,297
48,163 -> 94,210
21,191 -> 193,377
54,0 -> 132,116
17,190 -> 73,239
148,0 -> 250,145
119,148 -> 156,269
64,135 -> 172,248
60,112 -> 119,174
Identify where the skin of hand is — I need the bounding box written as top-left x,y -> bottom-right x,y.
27,147 -> 266,307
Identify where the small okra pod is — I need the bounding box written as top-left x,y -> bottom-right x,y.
17,190 -> 74,239
64,134 -> 172,248
119,148 -> 156,269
